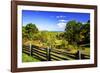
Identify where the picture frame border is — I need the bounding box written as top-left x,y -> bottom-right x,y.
11,1 -> 97,72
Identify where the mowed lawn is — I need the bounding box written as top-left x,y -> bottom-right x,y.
22,53 -> 40,62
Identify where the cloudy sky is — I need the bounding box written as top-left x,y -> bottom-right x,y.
22,10 -> 90,31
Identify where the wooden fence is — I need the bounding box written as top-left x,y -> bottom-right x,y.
22,45 -> 90,61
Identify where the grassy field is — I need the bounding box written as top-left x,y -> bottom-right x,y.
22,53 -> 40,62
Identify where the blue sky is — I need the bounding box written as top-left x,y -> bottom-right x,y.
22,10 -> 90,31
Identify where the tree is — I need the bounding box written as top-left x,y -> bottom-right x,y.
22,23 -> 39,45
64,20 -> 90,45
64,20 -> 82,45
80,20 -> 90,44
25,23 -> 38,40
22,26 -> 28,43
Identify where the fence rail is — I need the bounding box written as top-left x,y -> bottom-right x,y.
22,45 -> 90,61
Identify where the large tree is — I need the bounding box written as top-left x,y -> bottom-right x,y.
64,20 -> 82,45
64,20 -> 90,45
80,20 -> 90,44
25,23 -> 38,40
22,23 -> 39,44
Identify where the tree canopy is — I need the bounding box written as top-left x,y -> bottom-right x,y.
22,23 -> 38,41
63,20 -> 90,45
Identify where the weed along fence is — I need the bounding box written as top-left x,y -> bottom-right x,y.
22,45 -> 90,61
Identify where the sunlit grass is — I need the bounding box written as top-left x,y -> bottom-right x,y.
82,47 -> 90,55
22,53 -> 40,62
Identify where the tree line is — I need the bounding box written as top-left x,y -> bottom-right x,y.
22,20 -> 90,48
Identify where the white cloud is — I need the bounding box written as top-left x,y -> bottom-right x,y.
57,22 -> 66,29
56,15 -> 66,18
58,19 -> 67,22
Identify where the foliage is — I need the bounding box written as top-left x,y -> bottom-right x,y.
64,20 -> 90,45
22,53 -> 40,62
80,20 -> 90,44
22,20 -> 90,55
22,23 -> 39,43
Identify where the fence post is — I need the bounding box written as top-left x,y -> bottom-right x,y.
75,50 -> 81,59
79,50 -> 81,59
46,47 -> 51,61
29,43 -> 32,56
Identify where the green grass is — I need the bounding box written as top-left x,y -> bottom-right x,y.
82,47 -> 90,55
22,53 -> 40,62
